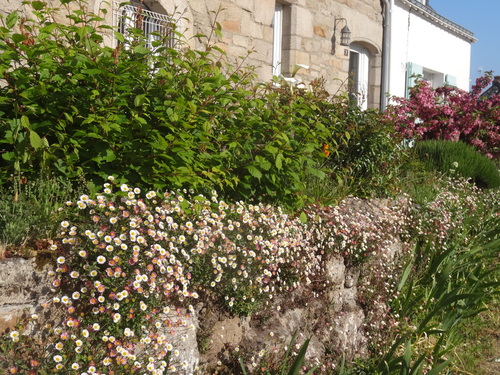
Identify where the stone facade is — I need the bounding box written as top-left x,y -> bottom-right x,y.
0,0 -> 384,108
166,0 -> 384,108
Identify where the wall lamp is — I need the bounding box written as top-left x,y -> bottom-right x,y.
332,17 -> 351,54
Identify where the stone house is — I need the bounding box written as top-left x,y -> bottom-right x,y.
108,0 -> 386,109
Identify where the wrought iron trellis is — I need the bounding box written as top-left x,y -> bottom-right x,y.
113,2 -> 177,50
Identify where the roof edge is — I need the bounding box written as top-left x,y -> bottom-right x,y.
400,0 -> 477,43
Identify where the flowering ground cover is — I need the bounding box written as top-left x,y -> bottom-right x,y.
1,174 -> 498,374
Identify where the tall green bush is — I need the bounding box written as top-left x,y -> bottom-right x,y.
0,0 -> 335,209
415,140 -> 500,188
0,0 -> 405,209
323,104 -> 404,198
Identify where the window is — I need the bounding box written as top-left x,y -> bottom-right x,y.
445,74 -> 457,87
406,62 -> 422,98
349,45 -> 369,109
272,4 -> 283,77
113,1 -> 177,51
423,68 -> 444,89
406,62 -> 446,97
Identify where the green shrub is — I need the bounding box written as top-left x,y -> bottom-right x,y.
0,0 -> 409,210
414,140 -> 500,188
0,1 -> 336,210
323,104 -> 405,199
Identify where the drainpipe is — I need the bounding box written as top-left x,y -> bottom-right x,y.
380,0 -> 392,111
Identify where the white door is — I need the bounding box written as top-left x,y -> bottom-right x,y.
349,45 -> 369,109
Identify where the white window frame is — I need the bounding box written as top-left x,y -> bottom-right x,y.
423,67 -> 444,89
349,45 -> 369,109
272,4 -> 283,77
113,1 -> 177,51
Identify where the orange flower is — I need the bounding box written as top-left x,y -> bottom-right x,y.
323,144 -> 331,157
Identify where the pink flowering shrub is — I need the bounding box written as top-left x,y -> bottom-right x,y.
384,73 -> 500,158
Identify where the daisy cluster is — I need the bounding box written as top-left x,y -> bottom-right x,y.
186,194 -> 323,314
43,179 -> 203,374
412,177 -> 487,259
11,177 -> 326,374
304,197 -> 412,265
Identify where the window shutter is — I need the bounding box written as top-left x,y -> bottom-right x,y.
445,74 -> 457,87
406,62 -> 423,98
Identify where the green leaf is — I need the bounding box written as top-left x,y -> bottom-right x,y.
105,149 -> 116,162
77,25 -> 94,40
20,115 -> 30,129
397,256 -> 414,292
134,94 -> 146,107
247,165 -> 262,180
238,357 -> 248,375
275,152 -> 284,170
255,155 -> 272,171
214,22 -> 222,38
114,31 -> 125,43
11,33 -> 26,43
133,45 -> 150,55
85,132 -> 102,139
151,135 -> 169,151
82,69 -> 103,76
306,167 -> 325,179
40,23 -> 58,33
281,330 -> 298,375
29,131 -> 43,149
32,1 -> 46,10
6,11 -> 18,29
425,359 -> 451,375
264,144 -> 279,154
402,340 -> 412,369
202,120 -> 211,134
2,151 -> 15,161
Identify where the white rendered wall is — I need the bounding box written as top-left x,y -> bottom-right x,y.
389,1 -> 472,98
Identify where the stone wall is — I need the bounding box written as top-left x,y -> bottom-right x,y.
0,256 -> 55,334
0,198 -> 407,374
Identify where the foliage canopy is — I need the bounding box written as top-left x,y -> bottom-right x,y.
0,0 -> 403,209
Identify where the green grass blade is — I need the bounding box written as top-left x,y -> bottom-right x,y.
287,337 -> 310,375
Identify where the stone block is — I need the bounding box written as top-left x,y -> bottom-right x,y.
292,6 -> 313,38
0,257 -> 54,335
324,254 -> 345,286
253,0 -> 275,25
314,25 -> 326,38
221,19 -> 241,33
